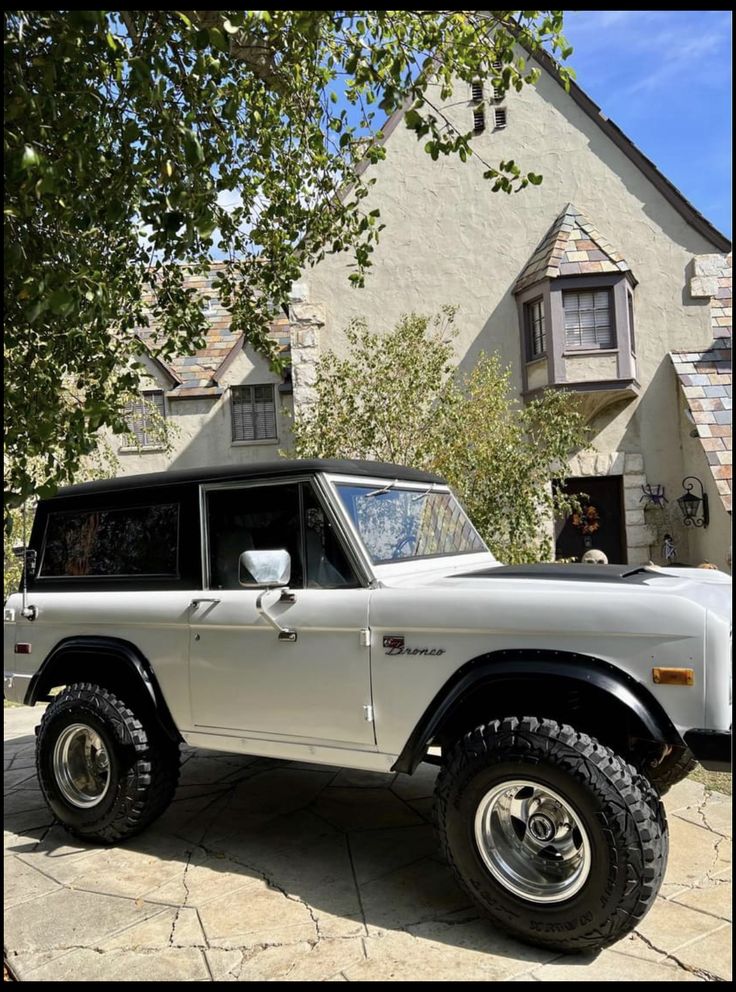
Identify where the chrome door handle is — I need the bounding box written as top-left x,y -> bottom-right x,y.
190,598 -> 221,607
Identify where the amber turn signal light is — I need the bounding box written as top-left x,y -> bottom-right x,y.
652,667 -> 694,686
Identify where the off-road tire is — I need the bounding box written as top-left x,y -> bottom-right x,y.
36,682 -> 180,843
645,747 -> 698,796
435,716 -> 668,953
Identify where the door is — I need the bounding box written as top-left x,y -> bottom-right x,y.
188,479 -> 375,747
555,475 -> 626,564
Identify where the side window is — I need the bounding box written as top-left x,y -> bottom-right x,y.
40,504 -> 179,577
207,484 -> 303,590
302,484 -> 359,589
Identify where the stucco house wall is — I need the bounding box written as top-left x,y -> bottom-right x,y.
291,60 -> 730,568
112,55 -> 730,569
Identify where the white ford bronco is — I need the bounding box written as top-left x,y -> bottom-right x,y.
4,460 -> 731,952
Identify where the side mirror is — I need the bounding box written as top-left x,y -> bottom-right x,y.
239,549 -> 291,588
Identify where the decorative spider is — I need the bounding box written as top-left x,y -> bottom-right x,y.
640,484 -> 668,507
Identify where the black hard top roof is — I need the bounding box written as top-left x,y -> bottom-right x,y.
48,459 -> 445,500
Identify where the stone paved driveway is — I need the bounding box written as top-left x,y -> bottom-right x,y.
4,706 -> 732,982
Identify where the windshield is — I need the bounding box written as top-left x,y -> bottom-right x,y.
335,483 -> 488,564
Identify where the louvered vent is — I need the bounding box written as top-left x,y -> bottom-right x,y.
493,84 -> 504,101
471,80 -> 484,104
494,107 -> 507,129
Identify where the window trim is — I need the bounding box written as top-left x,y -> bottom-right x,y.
198,476 -> 371,592
516,273 -> 637,395
525,296 -> 547,360
561,287 -> 616,351
121,389 -> 167,452
38,502 -> 181,581
230,383 -> 278,444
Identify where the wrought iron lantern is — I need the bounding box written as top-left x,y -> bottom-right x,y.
676,476 -> 709,528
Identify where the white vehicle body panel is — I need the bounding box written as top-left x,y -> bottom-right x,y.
3,466 -> 732,773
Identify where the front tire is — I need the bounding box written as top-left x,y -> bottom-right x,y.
36,682 -> 180,843
435,716 -> 668,953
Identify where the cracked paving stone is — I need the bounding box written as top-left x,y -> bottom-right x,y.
676,796 -> 732,840
4,808 -> 54,837
14,947 -> 211,982
4,825 -> 50,857
3,768 -> 40,793
349,824 -> 438,885
17,823 -> 100,863
346,924 -> 552,982
227,768 -> 336,817
668,924 -> 732,981
177,753 -> 258,788
4,855 -> 61,908
143,854 -> 264,908
391,764 -> 439,801
665,816 -> 731,887
3,887 -> 165,953
3,789 -> 52,818
96,907 -> 193,950
330,768 -> 396,789
198,877 -> 318,948
360,856 -> 470,933
312,787 -> 425,831
204,948 -> 243,982
664,779 -> 707,815
635,898 -> 726,955
172,906 -> 208,948
673,876 -> 732,921
608,931 -> 669,963
18,833 -> 207,899
201,808 -> 341,867
527,949 -> 702,982
238,938 -> 366,982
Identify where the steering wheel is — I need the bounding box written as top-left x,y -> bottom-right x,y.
391,537 -> 414,559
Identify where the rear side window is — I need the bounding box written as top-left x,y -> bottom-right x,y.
40,504 -> 179,578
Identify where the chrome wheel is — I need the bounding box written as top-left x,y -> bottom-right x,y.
474,779 -> 591,904
52,723 -> 111,808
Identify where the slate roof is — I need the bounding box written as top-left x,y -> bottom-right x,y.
670,254 -> 732,513
513,203 -> 632,294
136,271 -> 291,395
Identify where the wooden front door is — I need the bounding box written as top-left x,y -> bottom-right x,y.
555,475 -> 626,564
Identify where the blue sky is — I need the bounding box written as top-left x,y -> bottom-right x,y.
562,10 -> 731,238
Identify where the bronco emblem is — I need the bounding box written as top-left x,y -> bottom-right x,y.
383,635 -> 445,657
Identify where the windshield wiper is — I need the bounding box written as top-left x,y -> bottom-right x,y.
365,479 -> 399,498
411,484 -> 438,502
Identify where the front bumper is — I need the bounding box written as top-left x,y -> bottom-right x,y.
684,729 -> 732,773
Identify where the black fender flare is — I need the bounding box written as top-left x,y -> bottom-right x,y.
26,635 -> 181,743
392,649 -> 684,774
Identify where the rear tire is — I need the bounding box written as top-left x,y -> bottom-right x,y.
36,682 -> 180,843
435,716 -> 668,953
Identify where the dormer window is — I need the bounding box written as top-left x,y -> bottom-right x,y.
513,204 -> 639,410
563,290 -> 614,349
526,298 -> 546,359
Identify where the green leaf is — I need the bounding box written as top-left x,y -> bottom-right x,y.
21,144 -> 40,169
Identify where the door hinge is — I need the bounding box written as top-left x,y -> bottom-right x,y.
363,704 -> 374,723
360,628 -> 371,647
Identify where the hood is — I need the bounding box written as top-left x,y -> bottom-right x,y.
380,561 -> 733,623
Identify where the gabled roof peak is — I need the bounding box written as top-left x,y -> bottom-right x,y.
514,203 -> 633,294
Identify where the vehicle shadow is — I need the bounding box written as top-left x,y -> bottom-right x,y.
5,736 -> 599,975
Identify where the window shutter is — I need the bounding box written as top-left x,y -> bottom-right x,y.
232,384 -> 277,441
126,390 -> 165,447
